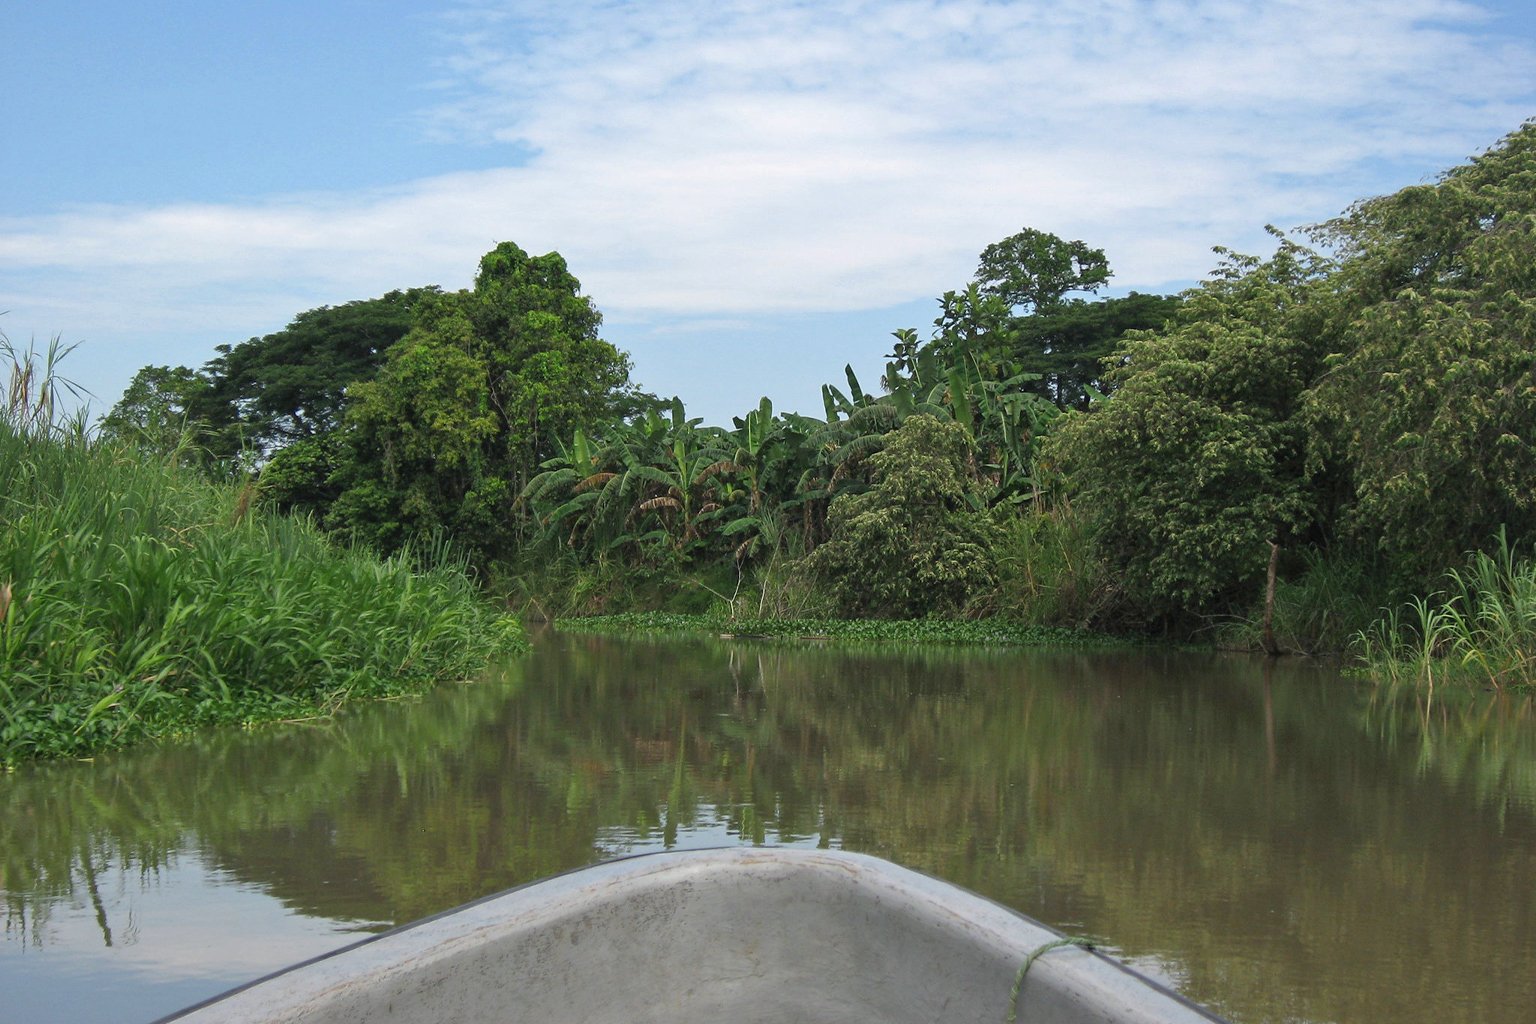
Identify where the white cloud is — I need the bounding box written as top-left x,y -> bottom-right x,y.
2,0 -> 1531,417
422,0 -> 1529,294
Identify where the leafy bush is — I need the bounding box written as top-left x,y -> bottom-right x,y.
804,415 -> 1001,618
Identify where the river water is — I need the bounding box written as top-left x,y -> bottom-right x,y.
3,630 -> 1534,1023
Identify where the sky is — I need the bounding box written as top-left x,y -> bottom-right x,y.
3,0 -> 1533,427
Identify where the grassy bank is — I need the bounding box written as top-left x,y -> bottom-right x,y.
554,610 -> 1127,649
1,362 -> 526,765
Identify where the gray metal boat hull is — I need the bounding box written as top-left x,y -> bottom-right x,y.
160,848 -> 1226,1023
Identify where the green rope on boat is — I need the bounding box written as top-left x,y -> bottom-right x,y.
1005,936 -> 1096,1024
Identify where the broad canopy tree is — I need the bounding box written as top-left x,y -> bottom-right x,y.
100,290 -> 428,466
1046,119 -> 1536,622
322,243 -> 641,564
1301,119 -> 1536,583
211,289 -> 433,452
97,363 -> 216,459
907,227 -> 1180,411
1009,291 -> 1183,410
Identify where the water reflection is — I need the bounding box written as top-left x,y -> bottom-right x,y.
2,632 -> 1534,1024
0,842 -> 382,1024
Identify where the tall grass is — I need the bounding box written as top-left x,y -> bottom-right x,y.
3,332 -> 88,439
0,337 -> 526,764
1354,530 -> 1536,691
988,501 -> 1114,628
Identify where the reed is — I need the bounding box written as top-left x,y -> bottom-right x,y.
0,339 -> 526,765
1442,532 -> 1536,688
1353,530 -> 1536,690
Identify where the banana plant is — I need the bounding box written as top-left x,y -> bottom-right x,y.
821,364 -> 881,422
714,397 -> 783,562
728,396 -> 777,512
882,319 -> 1060,507
608,399 -> 740,557
520,426 -> 623,551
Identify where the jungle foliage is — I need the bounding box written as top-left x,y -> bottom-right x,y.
1047,119 -> 1536,643
100,121 -> 1536,677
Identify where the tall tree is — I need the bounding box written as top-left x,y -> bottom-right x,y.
1302,119 -> 1536,583
1042,239 -> 1332,622
325,243 -> 638,565
974,227 -> 1110,315
464,243 -> 639,492
906,229 -> 1180,409
328,294 -> 501,555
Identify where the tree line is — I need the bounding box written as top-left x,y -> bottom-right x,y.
104,121 -> 1536,645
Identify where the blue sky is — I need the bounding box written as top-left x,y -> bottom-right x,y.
4,0 -> 1533,427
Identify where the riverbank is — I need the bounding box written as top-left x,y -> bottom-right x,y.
0,412 -> 527,767
554,610 -> 1132,648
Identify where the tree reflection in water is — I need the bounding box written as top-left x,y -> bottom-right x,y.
3,632 -> 1534,1024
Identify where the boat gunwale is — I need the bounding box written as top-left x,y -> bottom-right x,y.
153,846 -> 1230,1024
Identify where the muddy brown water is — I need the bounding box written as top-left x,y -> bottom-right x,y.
3,630 -> 1533,1023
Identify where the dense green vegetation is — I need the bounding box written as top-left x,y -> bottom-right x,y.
101,121 -> 1536,687
1,338 -> 527,765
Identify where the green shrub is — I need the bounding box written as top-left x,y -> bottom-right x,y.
803,415 -> 1001,618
